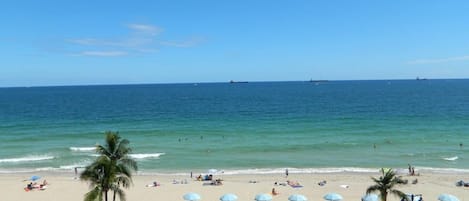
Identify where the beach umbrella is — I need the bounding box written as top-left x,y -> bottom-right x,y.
208,169 -> 218,174
289,194 -> 308,201
323,193 -> 343,201
362,194 -> 378,201
255,193 -> 273,201
438,194 -> 460,201
183,192 -> 201,201
220,193 -> 238,201
30,175 -> 41,181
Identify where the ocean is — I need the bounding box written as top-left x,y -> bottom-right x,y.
1,80 -> 468,175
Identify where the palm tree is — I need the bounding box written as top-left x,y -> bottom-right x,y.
80,131 -> 138,201
366,168 -> 408,201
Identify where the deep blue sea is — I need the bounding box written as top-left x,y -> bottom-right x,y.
1,80 -> 468,174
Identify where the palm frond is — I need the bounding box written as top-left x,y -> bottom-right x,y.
366,168 -> 407,201
84,186 -> 102,201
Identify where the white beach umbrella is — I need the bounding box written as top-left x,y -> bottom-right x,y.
323,193 -> 343,201
208,169 -> 218,174
438,194 -> 460,201
361,194 -> 378,201
255,193 -> 273,201
183,192 -> 201,201
220,193 -> 238,201
288,194 -> 308,201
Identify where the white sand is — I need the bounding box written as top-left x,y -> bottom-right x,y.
2,171 -> 468,201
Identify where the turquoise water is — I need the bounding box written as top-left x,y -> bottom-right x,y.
0,80 -> 468,174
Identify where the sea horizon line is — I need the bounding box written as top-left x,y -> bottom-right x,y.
1,77 -> 468,89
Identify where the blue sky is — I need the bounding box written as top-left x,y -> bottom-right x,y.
1,0 -> 469,87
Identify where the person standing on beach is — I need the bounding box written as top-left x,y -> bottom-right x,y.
285,169 -> 289,177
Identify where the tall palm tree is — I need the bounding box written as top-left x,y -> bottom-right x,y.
366,168 -> 408,201
81,131 -> 138,201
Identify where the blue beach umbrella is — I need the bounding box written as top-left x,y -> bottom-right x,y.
323,193 -> 343,201
30,175 -> 41,181
289,194 -> 308,201
183,192 -> 201,201
220,193 -> 238,201
362,194 -> 378,201
438,194 -> 460,201
255,193 -> 273,201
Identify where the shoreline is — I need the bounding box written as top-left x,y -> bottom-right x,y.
2,166 -> 469,176
2,171 -> 467,201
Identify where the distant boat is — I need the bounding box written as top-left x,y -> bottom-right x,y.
230,80 -> 248,84
416,77 -> 428,81
309,79 -> 329,83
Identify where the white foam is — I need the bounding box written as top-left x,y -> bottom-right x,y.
206,167 -> 379,175
143,166 -> 469,176
416,166 -> 469,174
59,160 -> 93,170
70,147 -> 96,152
130,153 -> 165,159
0,155 -> 54,163
87,153 -> 165,159
443,156 -> 458,161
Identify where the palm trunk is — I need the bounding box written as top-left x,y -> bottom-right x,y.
113,190 -> 116,201
382,192 -> 388,201
105,190 -> 109,201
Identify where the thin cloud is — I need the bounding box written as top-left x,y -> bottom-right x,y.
67,23 -> 201,57
81,51 -> 128,57
69,38 -> 154,48
160,37 -> 204,48
127,24 -> 163,36
408,55 -> 469,64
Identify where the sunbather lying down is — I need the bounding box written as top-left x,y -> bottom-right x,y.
456,180 -> 469,187
287,180 -> 303,188
24,180 -> 49,191
203,179 -> 223,186
146,181 -> 160,187
274,181 -> 286,186
318,180 -> 327,186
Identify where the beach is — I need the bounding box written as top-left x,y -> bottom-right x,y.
1,81 -> 469,200
3,171 -> 467,201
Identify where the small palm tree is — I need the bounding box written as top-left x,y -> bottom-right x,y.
81,131 -> 137,201
366,168 -> 408,201
81,157 -> 110,201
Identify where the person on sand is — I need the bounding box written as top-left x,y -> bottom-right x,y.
271,188 -> 279,195
196,175 -> 202,181
287,180 -> 299,186
26,182 -> 33,190
39,180 -> 48,189
318,180 -> 327,186
146,181 -> 159,187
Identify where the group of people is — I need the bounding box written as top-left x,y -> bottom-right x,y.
196,174 -> 213,181
408,164 -> 418,176
402,194 -> 423,201
210,179 -> 223,186
24,180 -> 48,191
